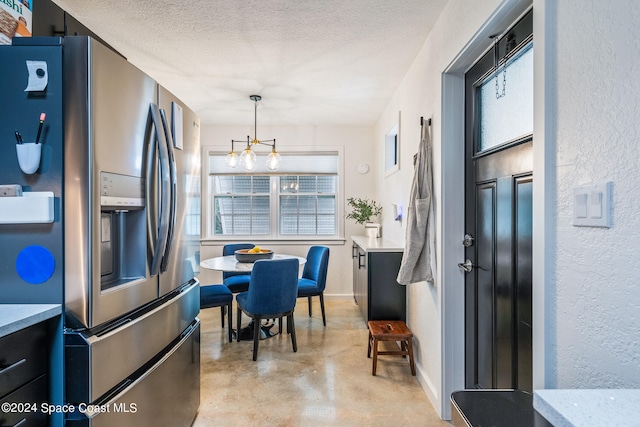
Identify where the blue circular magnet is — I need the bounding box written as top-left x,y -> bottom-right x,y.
16,245 -> 55,284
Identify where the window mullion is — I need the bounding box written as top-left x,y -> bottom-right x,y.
272,176 -> 279,239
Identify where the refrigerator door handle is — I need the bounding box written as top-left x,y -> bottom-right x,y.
145,111 -> 158,266
148,103 -> 171,276
158,108 -> 177,272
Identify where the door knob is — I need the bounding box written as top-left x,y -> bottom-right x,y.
458,259 -> 474,273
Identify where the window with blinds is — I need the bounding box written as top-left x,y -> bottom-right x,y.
207,151 -> 340,238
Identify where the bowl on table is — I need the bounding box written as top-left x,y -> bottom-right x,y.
234,249 -> 274,263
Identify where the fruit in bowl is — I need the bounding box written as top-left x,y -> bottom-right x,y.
235,246 -> 274,263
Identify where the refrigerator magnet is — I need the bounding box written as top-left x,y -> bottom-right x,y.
16,245 -> 55,284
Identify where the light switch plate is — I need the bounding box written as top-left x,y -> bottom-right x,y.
572,182 -> 612,228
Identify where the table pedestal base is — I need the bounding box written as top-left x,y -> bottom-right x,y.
236,319 -> 278,341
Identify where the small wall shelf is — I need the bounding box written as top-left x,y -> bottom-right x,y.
0,192 -> 55,224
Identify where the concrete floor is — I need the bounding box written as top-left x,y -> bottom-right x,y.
193,298 -> 451,426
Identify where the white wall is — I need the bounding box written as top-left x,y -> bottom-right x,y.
198,124 -> 377,299
373,0 -> 640,420
541,0 -> 640,388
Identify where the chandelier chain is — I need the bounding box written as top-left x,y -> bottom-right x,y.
494,35 -> 506,99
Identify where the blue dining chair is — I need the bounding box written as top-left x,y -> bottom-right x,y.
297,246 -> 330,326
236,258 -> 299,361
189,258 -> 233,343
200,284 -> 233,342
223,243 -> 254,293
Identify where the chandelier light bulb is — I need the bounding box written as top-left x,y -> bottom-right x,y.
241,148 -> 257,171
266,151 -> 282,171
225,151 -> 239,168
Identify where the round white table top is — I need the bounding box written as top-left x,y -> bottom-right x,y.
200,254 -> 306,272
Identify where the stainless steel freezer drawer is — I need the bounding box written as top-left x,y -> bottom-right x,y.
66,320 -> 200,427
65,282 -> 199,404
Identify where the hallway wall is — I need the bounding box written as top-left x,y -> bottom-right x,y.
373,0 -> 528,418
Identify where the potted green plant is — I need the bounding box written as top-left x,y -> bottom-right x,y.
346,197 -> 382,224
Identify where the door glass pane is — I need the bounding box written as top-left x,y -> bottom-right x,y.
477,42 -> 533,152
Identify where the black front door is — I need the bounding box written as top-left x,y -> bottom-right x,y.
463,10 -> 533,391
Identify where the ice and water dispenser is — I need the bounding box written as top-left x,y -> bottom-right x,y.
99,171 -> 147,291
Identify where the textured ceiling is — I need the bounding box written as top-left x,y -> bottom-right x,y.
52,0 -> 448,126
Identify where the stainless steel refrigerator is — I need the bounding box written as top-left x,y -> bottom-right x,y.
0,36 -> 201,426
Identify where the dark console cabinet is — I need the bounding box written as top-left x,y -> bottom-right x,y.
352,237 -> 405,322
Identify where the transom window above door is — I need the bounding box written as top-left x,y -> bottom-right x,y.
466,10 -> 534,156
477,41 -> 533,152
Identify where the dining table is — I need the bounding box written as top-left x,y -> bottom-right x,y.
200,253 -> 307,273
199,253 -> 307,341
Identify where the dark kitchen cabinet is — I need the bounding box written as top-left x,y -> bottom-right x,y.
0,317 -> 56,427
31,0 -> 65,37
352,236 -> 405,323
32,0 -> 123,58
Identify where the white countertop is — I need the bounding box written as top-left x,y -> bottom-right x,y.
534,389 -> 640,427
0,304 -> 62,338
351,235 -> 404,252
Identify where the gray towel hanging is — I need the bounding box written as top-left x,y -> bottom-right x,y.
397,117 -> 435,285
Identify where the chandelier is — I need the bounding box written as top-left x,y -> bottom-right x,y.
225,95 -> 281,171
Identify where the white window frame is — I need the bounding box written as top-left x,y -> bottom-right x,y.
201,145 -> 345,242
184,174 -> 201,238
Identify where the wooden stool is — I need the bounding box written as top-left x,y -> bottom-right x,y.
367,320 -> 416,376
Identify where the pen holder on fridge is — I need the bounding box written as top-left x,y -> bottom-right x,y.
16,143 -> 42,174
